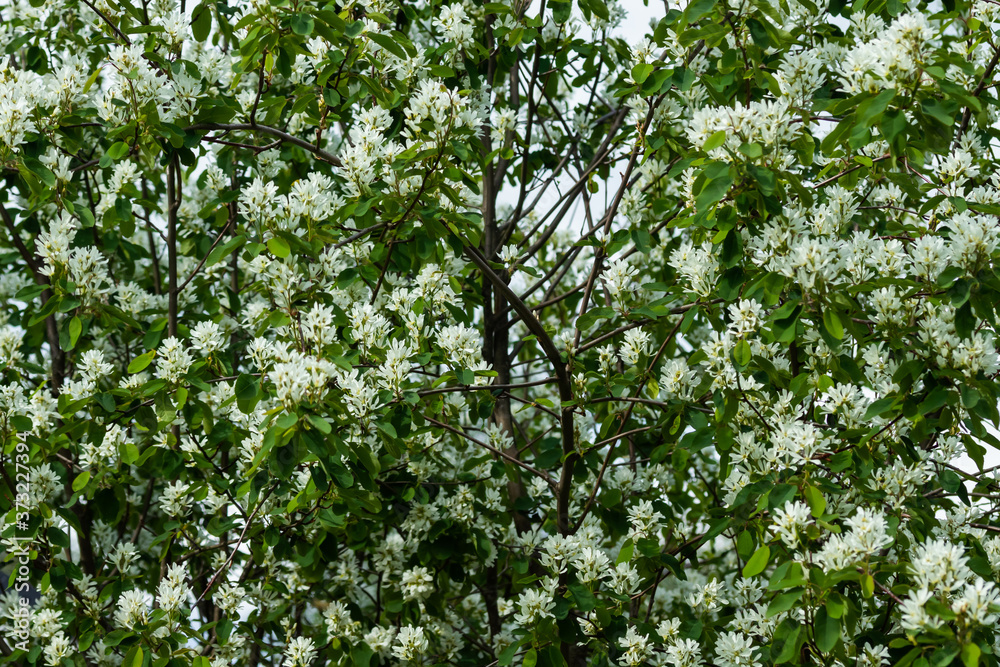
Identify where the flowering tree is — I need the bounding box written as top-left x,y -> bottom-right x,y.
2,0 -> 1000,665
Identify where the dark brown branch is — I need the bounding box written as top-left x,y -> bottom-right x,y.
186,123 -> 343,168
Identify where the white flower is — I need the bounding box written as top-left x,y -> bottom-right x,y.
498,244 -> 520,267
400,566 -> 434,601
325,600 -> 361,640
364,625 -> 397,658
215,582 -> 246,615
272,350 -> 337,407
44,631 -> 72,666
658,617 -> 682,643
769,501 -> 812,549
113,590 -> 149,630
239,177 -> 278,223
376,338 -> 413,394
247,337 -> 276,371
609,561 -> 640,595
79,349 -> 114,383
283,636 -> 317,667
110,542 -> 140,573
619,328 -> 650,366
688,578 -> 728,614
665,637 -> 704,667
432,4 -> 474,50
627,500 -> 664,541
619,626 -> 652,666
660,358 -> 697,401
728,300 -> 763,337
686,99 -> 799,163
392,625 -> 428,662
715,631 -> 758,667
301,304 -> 337,348
513,587 -> 555,625
154,337 -> 194,384
490,108 -> 519,145
190,321 -> 225,355
858,642 -> 890,667
437,323 -> 482,368
603,258 -> 640,306
572,547 -> 611,584
159,480 -> 192,517
843,507 -> 893,557
28,463 -> 61,504
951,578 -> 999,626
899,587 -> 942,633
157,563 -> 190,613
909,539 -> 971,595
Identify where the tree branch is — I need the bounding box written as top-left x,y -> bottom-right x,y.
186,123 -> 343,168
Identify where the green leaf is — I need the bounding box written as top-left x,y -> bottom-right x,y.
121,442 -> 140,465
880,109 -> 905,142
22,157 -> 56,187
631,63 -> 654,85
683,0 -> 718,24
804,485 -> 826,518
207,234 -> 245,268
617,539 -> 634,564
72,471 -> 91,492
767,484 -> 796,510
377,421 -> 397,439
577,307 -> 614,331
127,350 -> 155,374
703,129 -> 728,152
367,31 -> 407,59
955,302 -> 975,339
267,236 -> 290,258
307,414 -> 331,434
567,581 -> 596,612
822,309 -> 843,340
826,594 -> 847,619
192,3 -> 212,41
747,164 -> 776,195
498,638 -> 526,666
864,396 -> 895,420
275,412 -> 298,430
962,643 -> 981,667
235,373 -> 261,414
10,415 -> 32,432
931,645 -> 961,667
291,13 -> 315,36
857,89 -> 895,128
67,316 -> 82,351
861,573 -> 874,598
695,170 -> 734,211
814,607 -> 840,652
733,339 -> 751,367
106,141 -> 130,160
582,0 -> 610,20
739,142 -> 763,158
767,588 -> 805,616
345,20 -> 364,38
742,544 -> 770,578
123,644 -> 143,667
773,621 -> 802,664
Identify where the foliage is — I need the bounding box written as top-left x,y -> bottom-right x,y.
1,0 -> 1000,666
